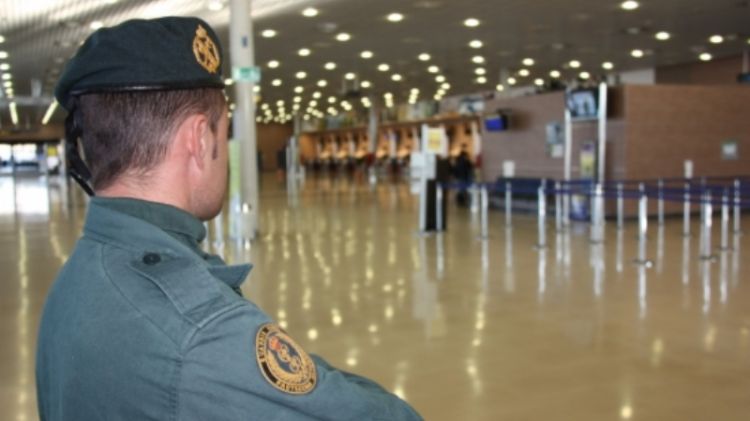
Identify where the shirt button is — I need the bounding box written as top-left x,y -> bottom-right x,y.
143,253 -> 161,265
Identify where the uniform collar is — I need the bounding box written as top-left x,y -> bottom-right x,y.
84,197 -> 251,289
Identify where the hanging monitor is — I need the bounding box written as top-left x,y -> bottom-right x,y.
565,88 -> 599,120
484,113 -> 509,132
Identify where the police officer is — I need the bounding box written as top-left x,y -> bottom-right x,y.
36,17 -> 422,421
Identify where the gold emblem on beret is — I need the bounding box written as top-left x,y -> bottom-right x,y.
192,25 -> 220,74
256,324 -> 317,394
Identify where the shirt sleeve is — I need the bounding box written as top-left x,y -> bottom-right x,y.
177,305 -> 422,421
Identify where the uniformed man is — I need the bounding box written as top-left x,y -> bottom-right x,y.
36,17 -> 422,421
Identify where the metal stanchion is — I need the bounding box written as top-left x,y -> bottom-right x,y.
505,181 -> 512,227
617,182 -> 624,230
436,184 -> 444,232
720,189 -> 730,251
480,185 -> 489,239
555,181 -> 562,232
536,183 -> 547,249
470,184 -> 479,214
634,183 -> 650,266
562,182 -> 570,228
683,182 -> 691,237
657,179 -> 665,226
734,179 -> 742,234
699,190 -> 714,260
590,183 -> 604,243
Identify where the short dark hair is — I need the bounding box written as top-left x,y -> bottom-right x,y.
78,88 -> 226,190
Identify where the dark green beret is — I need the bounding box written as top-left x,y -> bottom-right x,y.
55,16 -> 225,110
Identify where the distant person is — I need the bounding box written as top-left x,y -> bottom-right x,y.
35,17 -> 421,421
453,145 -> 474,206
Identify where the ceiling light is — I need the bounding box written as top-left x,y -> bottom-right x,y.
469,40 -> 483,49
522,58 -> 535,66
224,78 -> 233,85
496,84 -> 505,91
378,63 -> 390,72
317,80 -> 328,87
1,74 -> 10,80
302,7 -> 318,17
620,1 -> 639,10
324,62 -> 336,70
476,76 -> 487,84
602,61 -> 614,70
268,60 -> 279,68
0,64 -> 8,71
293,96 -> 301,103
336,33 -> 351,42
507,77 -> 517,85
272,79 -> 282,86
475,68 -> 486,75
0,52 -> 8,59
427,65 -> 440,73
345,72 -> 356,80
312,91 -> 321,99
464,18 -> 480,27
261,29 -> 277,38
549,70 -> 561,78
294,86 -> 304,93
328,96 -> 337,103
441,83 -> 451,89
298,48 -> 311,56
518,68 -> 530,77
360,50 -> 373,59
709,35 -> 723,44
387,13 -> 404,22
655,31 -> 671,41
579,71 -> 591,79
207,0 -> 223,11
631,49 -> 644,58
90,21 -> 104,30
0,35 -> 5,43
361,80 -> 372,88
418,53 -> 431,61
253,85 -> 260,92
436,75 -> 446,82
699,52 -> 712,61
569,60 -> 581,68
534,78 -> 544,86
295,71 -> 307,79
391,74 -> 403,81
472,56 -> 485,64
3,80 -> 12,88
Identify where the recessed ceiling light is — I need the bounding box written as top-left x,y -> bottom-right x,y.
345,72 -> 356,80
261,29 -> 277,38
620,1 -> 639,10
318,80 -> 328,87
476,76 -> 487,84
418,53 -> 431,61
569,60 -> 581,68
294,86 -> 304,93
427,65 -> 439,73
1,74 -> 10,80
328,96 -> 337,103
0,64 -> 10,70
471,56 -> 485,64
253,85 -> 260,92
699,52 -> 712,61
518,68 -> 530,77
435,75 -> 446,82
522,58 -> 535,66
464,18 -> 480,27
312,91 -> 321,98
298,48 -> 311,56
655,31 -> 671,41
602,61 -> 614,70
534,78 -> 544,86
475,68 -> 486,75
709,35 -> 723,44
441,83 -> 451,90
268,60 -> 279,68
293,96 -> 301,103
378,63 -> 390,72
579,71 -> 591,79
496,84 -> 505,91
387,12 -> 404,22
272,79 -> 282,86
508,77 -> 517,85
324,62 -> 336,70
0,35 -> 5,44
631,49 -> 644,58
360,50 -> 374,59
295,71 -> 307,79
90,21 -> 104,30
361,81 -> 372,88
469,40 -> 483,49
336,33 -> 351,42
390,73 -> 403,82
302,7 -> 318,17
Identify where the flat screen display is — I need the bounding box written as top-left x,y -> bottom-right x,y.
484,114 -> 508,131
566,88 -> 599,120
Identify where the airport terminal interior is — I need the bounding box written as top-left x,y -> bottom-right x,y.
1,0 -> 750,420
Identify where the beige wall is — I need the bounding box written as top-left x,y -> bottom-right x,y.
656,55 -> 744,85
255,123 -> 293,171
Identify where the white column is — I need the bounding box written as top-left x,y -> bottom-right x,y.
230,0 -> 259,240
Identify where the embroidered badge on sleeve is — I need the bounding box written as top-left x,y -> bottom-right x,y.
256,324 -> 317,394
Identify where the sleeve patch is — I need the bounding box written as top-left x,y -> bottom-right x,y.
255,323 -> 317,395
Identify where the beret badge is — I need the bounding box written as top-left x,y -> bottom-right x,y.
192,24 -> 220,74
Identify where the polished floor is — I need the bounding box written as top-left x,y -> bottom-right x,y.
1,172 -> 749,420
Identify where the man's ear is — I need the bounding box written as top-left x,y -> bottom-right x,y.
181,114 -> 211,170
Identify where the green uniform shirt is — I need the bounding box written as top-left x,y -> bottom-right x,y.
36,197 -> 422,420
